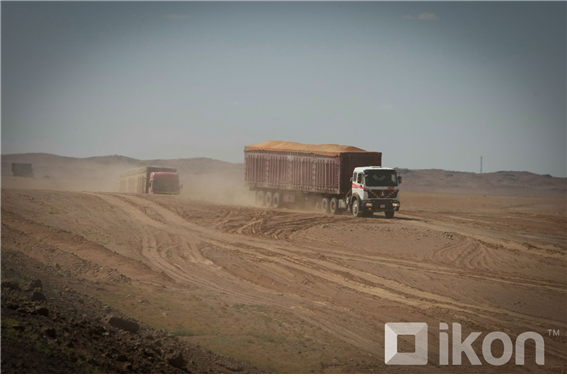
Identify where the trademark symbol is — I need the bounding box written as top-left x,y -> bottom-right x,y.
547,329 -> 560,336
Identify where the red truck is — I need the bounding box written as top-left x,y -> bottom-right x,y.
119,167 -> 181,195
244,141 -> 402,218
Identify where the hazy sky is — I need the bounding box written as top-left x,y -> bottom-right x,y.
2,2 -> 566,176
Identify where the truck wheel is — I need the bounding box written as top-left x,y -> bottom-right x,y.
321,198 -> 330,213
385,210 -> 395,219
264,191 -> 273,207
329,197 -> 339,215
352,198 -> 363,217
272,192 -> 282,208
255,191 -> 265,207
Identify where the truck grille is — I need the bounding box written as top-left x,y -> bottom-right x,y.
367,190 -> 398,199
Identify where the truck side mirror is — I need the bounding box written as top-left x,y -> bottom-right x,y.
398,176 -> 402,184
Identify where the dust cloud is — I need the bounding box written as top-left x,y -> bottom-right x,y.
1,153 -> 256,206
178,172 -> 255,207
3,153 -> 565,200
1,165 -> 133,193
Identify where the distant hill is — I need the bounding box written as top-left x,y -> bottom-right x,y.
1,153 -> 565,198
1,153 -> 241,183
395,168 -> 566,198
1,153 -> 244,197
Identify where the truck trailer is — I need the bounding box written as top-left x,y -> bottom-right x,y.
119,167 -> 181,195
12,163 -> 34,178
244,141 -> 402,218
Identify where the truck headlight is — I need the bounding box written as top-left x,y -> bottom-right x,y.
393,203 -> 400,207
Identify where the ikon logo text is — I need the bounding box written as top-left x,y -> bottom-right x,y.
385,322 -> 545,366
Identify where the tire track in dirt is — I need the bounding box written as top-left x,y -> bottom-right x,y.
83,194 -> 304,298
84,193 -> 223,288
0,209 -> 173,286
194,238 -> 567,364
5,191 -> 565,365
222,239 -> 566,329
299,220 -> 566,292
87,193 -> 566,332
285,241 -> 566,294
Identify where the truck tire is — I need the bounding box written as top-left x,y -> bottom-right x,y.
321,198 -> 330,214
272,192 -> 282,208
385,210 -> 395,219
329,197 -> 339,215
256,191 -> 265,207
351,198 -> 363,217
264,191 -> 273,207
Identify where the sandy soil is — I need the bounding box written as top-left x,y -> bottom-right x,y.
1,185 -> 565,373
1,249 -> 263,374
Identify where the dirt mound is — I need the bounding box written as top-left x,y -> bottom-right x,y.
1,249 -> 263,374
244,140 -> 371,157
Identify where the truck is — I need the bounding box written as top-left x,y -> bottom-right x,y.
119,167 -> 181,195
244,141 -> 402,218
12,163 -> 34,178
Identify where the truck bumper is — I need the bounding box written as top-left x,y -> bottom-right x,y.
361,199 -> 400,212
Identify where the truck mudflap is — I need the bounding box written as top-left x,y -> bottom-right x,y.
361,199 -> 400,212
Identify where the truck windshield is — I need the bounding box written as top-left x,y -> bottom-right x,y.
153,179 -> 179,192
364,170 -> 398,187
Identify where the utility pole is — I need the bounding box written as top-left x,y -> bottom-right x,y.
480,156 -> 483,174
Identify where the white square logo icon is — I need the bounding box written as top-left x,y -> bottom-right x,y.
385,322 -> 428,365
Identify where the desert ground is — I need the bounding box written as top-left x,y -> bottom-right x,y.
1,155 -> 566,373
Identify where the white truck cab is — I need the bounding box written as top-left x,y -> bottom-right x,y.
349,166 -> 402,218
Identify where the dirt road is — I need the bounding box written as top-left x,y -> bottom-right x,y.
1,188 -> 565,373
